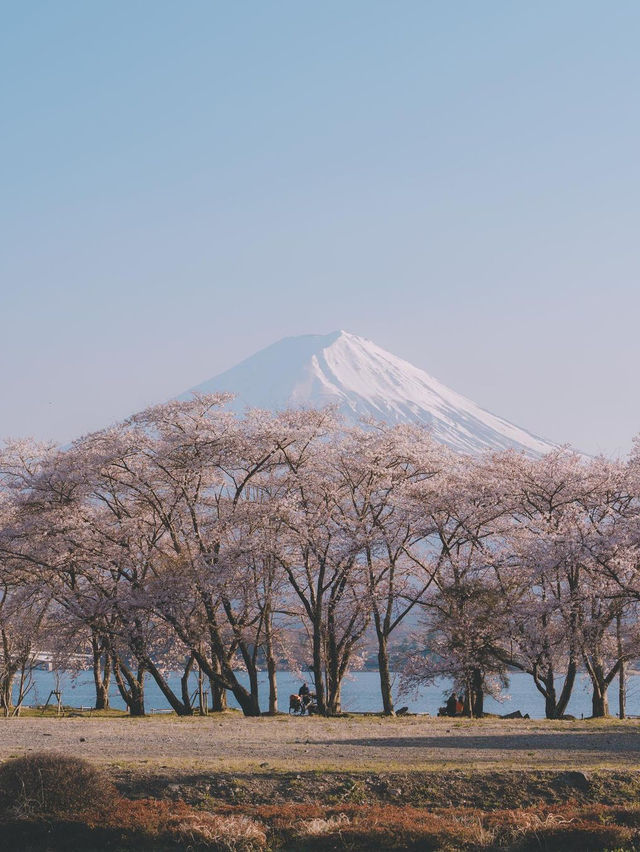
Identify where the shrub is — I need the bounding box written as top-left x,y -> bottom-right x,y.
0,752 -> 116,818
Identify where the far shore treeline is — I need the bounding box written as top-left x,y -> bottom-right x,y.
1,395 -> 639,719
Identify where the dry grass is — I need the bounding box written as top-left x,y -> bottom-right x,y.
0,793 -> 638,849
0,752 -> 116,818
296,812 -> 351,836
232,801 -> 640,849
168,813 -> 267,850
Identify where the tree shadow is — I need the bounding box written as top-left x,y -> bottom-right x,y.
319,732 -> 640,753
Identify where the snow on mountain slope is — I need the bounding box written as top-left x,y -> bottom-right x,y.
182,331 -> 555,455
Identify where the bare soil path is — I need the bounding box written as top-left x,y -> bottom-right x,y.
1,714 -> 639,771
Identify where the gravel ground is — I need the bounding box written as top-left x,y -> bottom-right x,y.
1,714 -> 639,771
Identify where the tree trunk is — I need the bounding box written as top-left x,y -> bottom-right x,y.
0,672 -> 14,717
91,638 -> 111,711
247,659 -> 260,714
112,655 -> 146,716
266,651 -> 278,715
592,687 -> 609,718
198,664 -> 206,715
531,656 -> 577,720
544,675 -> 558,720
205,649 -> 228,713
193,647 -> 261,716
0,630 -> 15,716
377,633 -> 395,716
13,664 -> 33,717
129,678 -> 145,717
312,620 -> 327,716
555,656 -> 577,717
264,609 -> 278,715
94,679 -> 110,712
209,677 -> 227,711
617,612 -> 626,719
326,628 -> 342,716
326,655 -> 342,715
228,679 -> 260,716
463,681 -> 473,718
180,653 -> 196,714
586,655 -> 610,718
471,668 -> 483,718
143,655 -> 193,716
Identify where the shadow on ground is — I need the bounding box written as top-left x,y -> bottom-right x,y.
318,732 -> 640,753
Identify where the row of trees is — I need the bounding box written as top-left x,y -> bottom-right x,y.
0,395 -> 639,718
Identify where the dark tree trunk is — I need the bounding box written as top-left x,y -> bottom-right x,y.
617,612 -> 625,719
463,683 -> 472,718
94,678 -> 110,711
193,647 -> 261,716
266,650 -> 278,716
247,659 -> 260,714
209,677 -> 227,712
112,655 -> 146,717
129,680 -> 145,717
585,654 -> 613,718
534,657 -> 578,719
377,634 -> 395,716
197,664 -> 206,715
91,637 -> 111,711
544,675 -> 558,719
180,653 -> 196,714
228,678 -> 260,716
326,653 -> 342,716
143,655 -> 193,716
0,671 -> 15,717
555,657 -> 577,717
264,609 -> 278,715
326,627 -> 342,716
471,668 -> 484,718
592,687 -> 609,718
534,657 -> 577,719
312,620 -> 327,716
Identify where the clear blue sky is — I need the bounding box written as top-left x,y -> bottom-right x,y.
2,1 -> 639,455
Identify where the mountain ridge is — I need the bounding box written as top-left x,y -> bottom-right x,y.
181,330 -> 555,456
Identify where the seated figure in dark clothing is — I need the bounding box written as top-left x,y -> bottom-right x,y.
445,693 -> 457,717
299,682 -> 312,711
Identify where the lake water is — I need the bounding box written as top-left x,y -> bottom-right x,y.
17,669 -> 639,719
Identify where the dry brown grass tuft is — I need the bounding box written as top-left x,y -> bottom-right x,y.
296,812 -> 351,837
170,813 -> 267,850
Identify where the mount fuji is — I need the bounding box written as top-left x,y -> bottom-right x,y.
182,331 -> 554,456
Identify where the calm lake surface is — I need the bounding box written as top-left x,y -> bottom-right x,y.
20,669 -> 638,719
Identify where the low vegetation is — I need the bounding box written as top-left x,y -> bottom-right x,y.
0,752 -> 115,818
1,795 -> 640,850
1,754 -> 640,849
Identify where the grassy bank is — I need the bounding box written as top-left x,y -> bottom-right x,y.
3,786 -> 640,850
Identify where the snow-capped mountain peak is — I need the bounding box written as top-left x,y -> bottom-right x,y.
182,330 -> 554,455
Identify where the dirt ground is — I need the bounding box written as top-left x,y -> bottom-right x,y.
1,713 -> 639,772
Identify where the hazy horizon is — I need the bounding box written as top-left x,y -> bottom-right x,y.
2,2 -> 640,456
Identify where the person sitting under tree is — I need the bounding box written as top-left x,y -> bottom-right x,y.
299,681 -> 312,711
